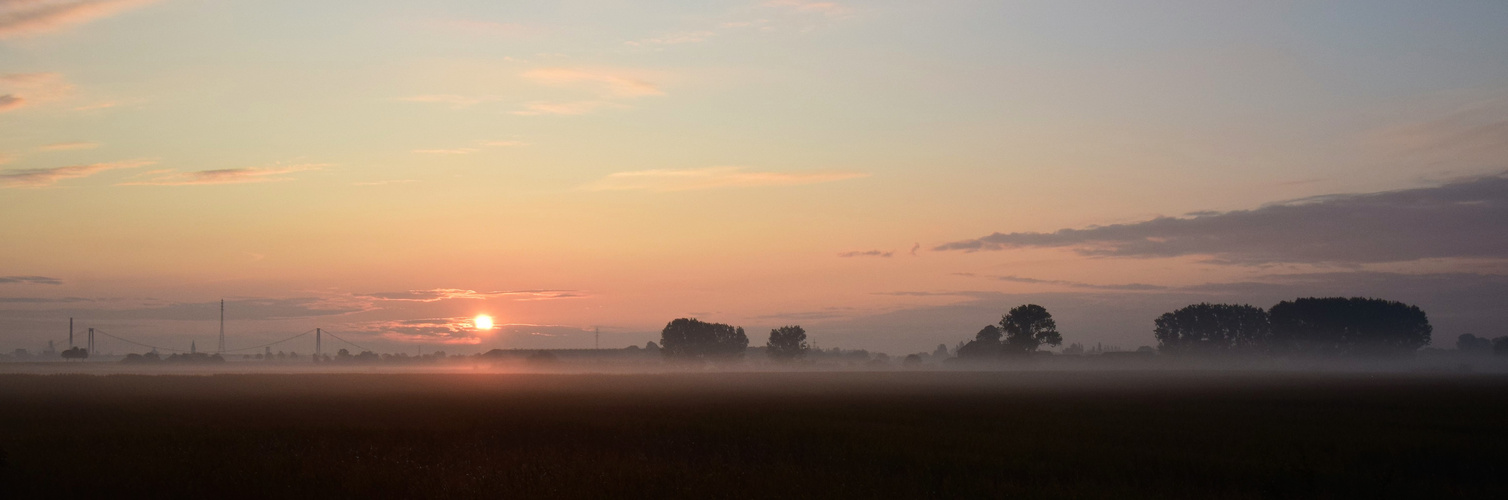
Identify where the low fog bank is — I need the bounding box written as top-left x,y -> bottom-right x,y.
7,296 -> 1504,375
3,347 -> 1506,376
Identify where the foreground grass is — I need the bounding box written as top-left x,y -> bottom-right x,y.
0,371 -> 1503,499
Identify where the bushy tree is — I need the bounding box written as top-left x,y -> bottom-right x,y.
1269,297 -> 1431,356
1001,304 -> 1061,353
60,347 -> 88,360
956,325 -> 1003,359
1457,334 -> 1493,353
1494,337 -> 1508,357
1154,303 -> 1272,355
659,318 -> 748,362
766,325 -> 809,361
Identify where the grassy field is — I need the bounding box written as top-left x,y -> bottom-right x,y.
0,371 -> 1504,498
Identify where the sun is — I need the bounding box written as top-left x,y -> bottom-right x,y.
474,314 -> 494,330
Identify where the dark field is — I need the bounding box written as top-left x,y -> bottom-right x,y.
1,372 -> 1505,499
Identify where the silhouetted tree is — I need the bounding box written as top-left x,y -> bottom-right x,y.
956,325 -> 1003,359
659,318 -> 748,362
527,350 -> 558,364
1001,304 -> 1062,354
903,354 -> 923,367
1269,297 -> 1431,356
1495,337 -> 1508,357
933,343 -> 949,358
766,325 -> 809,361
60,347 -> 88,360
1154,303 -> 1272,355
1062,342 -> 1085,355
1457,334 -> 1493,353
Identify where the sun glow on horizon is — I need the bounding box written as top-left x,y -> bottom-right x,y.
474,314 -> 494,330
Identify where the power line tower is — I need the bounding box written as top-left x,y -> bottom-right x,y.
87,327 -> 95,355
69,317 -> 74,348
218,299 -> 226,354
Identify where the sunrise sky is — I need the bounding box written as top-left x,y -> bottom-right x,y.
3,0 -> 1507,355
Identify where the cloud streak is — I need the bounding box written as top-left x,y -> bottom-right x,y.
954,273 -> 1168,291
0,0 -> 160,39
521,68 -> 663,97
583,166 -> 867,192
39,141 -> 99,151
0,275 -> 62,285
358,288 -> 585,303
838,250 -> 892,258
935,173 -> 1508,265
0,159 -> 153,188
0,72 -> 72,112
122,163 -> 326,186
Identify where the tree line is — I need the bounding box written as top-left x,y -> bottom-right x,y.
656,296 -> 1467,364
1153,297 -> 1432,356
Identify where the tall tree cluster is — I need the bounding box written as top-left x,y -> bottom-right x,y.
958,304 -> 1063,359
659,318 -> 749,362
1154,297 -> 1432,356
1154,303 -> 1271,355
765,325 -> 809,361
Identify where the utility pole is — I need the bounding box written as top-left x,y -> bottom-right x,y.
218,299 -> 225,354
315,328 -> 322,357
595,327 -> 600,350
69,317 -> 73,348
87,328 -> 95,355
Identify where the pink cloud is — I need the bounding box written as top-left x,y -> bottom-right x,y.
0,159 -> 153,188
0,72 -> 72,111
121,163 -> 327,186
582,166 -> 868,192
0,0 -> 162,39
39,141 -> 99,151
522,68 -> 664,97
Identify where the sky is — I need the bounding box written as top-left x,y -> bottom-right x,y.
2,0 -> 1507,356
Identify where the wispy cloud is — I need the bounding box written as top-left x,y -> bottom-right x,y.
0,72 -> 72,112
522,68 -> 664,97
0,275 -> 62,285
39,141 -> 99,151
338,317 -> 501,345
935,173 -> 1508,265
954,273 -> 1168,291
0,159 -> 152,188
838,250 -> 892,258
583,166 -> 867,192
358,288 -> 585,303
122,163 -> 326,186
482,140 -> 527,147
0,0 -> 161,39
